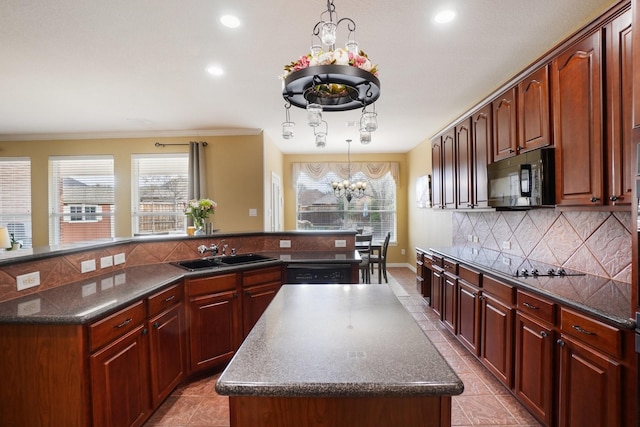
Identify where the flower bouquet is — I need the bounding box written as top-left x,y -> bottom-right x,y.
185,198 -> 217,233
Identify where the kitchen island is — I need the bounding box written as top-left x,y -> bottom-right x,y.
215,284 -> 464,427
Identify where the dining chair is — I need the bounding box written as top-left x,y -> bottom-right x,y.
369,232 -> 391,283
355,234 -> 372,284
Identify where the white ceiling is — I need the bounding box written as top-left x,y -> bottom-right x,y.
0,0 -> 619,154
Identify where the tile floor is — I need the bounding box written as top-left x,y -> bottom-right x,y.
144,267 -> 542,427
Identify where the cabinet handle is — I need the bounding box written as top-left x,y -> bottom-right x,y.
572,325 -> 596,335
153,322 -> 160,329
472,292 -> 478,297
233,292 -> 238,299
509,149 -> 515,153
540,331 -> 548,338
523,302 -> 539,310
245,290 -> 252,296
590,197 -> 600,203
142,328 -> 148,335
163,295 -> 175,303
115,318 -> 132,329
556,339 -> 565,347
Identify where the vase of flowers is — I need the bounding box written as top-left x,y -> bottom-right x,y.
185,198 -> 217,236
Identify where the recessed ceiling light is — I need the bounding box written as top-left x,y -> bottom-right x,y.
220,14 -> 241,28
206,65 -> 224,77
434,9 -> 456,24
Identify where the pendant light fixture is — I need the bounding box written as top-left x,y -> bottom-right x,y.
332,139 -> 366,202
280,0 -> 381,146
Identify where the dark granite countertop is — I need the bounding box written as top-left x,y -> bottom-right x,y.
428,246 -> 634,329
0,251 -> 361,325
215,284 -> 464,398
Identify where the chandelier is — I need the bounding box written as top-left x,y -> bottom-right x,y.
332,139 -> 367,202
280,0 -> 380,146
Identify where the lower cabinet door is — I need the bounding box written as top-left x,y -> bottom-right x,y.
514,312 -> 554,426
148,304 -> 186,407
457,280 -> 480,356
557,334 -> 622,427
480,293 -> 513,388
90,325 -> 151,427
430,269 -> 444,318
243,282 -> 281,338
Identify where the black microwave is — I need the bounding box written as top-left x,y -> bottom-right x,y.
487,148 -> 555,208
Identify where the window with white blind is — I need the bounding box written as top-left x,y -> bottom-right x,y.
131,154 -> 189,235
294,162 -> 398,242
49,156 -> 114,245
0,158 -> 32,248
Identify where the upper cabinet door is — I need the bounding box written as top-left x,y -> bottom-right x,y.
551,31 -> 603,206
456,120 -> 472,209
472,105 -> 491,208
431,139 -> 443,209
605,9 -> 633,206
518,65 -> 551,152
633,0 -> 640,129
492,87 -> 518,161
442,128 -> 457,209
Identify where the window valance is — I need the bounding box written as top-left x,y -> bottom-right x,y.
292,162 -> 399,185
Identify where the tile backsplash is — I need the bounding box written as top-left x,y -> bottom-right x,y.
452,210 -> 632,284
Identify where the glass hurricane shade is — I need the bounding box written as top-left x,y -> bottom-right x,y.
306,103 -> 323,126
282,121 -> 295,139
345,39 -> 359,55
360,130 -> 371,144
315,132 -> 327,148
310,44 -> 322,56
361,111 -> 378,132
0,227 -> 10,249
321,22 -> 337,45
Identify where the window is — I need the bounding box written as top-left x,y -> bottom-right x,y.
131,154 -> 189,235
294,162 -> 398,242
49,156 -> 114,245
0,158 -> 32,248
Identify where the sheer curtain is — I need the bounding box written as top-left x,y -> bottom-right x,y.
188,141 -> 208,200
292,162 -> 399,184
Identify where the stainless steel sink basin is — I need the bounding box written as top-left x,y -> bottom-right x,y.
173,253 -> 275,271
219,253 -> 275,265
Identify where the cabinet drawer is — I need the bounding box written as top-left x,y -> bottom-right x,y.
242,266 -> 282,287
432,255 -> 443,267
89,301 -> 146,352
186,273 -> 237,296
483,276 -> 515,305
423,255 -> 433,269
560,308 -> 623,358
443,259 -> 458,275
147,282 -> 182,317
459,265 -> 481,286
517,290 -> 555,325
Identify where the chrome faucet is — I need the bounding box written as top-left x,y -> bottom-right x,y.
197,240 -> 226,255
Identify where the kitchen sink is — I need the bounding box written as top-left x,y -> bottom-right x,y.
173,253 -> 275,271
219,253 -> 275,265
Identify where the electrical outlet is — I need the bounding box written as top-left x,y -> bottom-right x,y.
100,256 -> 113,269
401,249 -> 406,255
335,239 -> 346,248
473,236 -> 479,243
81,259 -> 96,273
249,208 -> 257,217
467,235 -> 473,242
113,253 -> 125,265
279,240 -> 291,248
16,271 -> 40,291
502,241 -> 511,250
502,257 -> 511,265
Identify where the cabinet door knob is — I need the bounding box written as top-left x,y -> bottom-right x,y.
142,328 -> 148,335
590,197 -> 600,203
609,195 -> 619,201
556,339 -> 565,347
153,322 -> 160,329
540,331 -> 548,338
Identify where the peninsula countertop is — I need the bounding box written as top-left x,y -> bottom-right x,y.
215,284 -> 464,398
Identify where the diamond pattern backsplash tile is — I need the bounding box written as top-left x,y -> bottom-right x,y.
453,210 -> 632,284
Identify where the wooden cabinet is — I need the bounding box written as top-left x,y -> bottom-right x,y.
431,139 -> 443,208
492,87 -> 518,161
242,266 -> 282,337
186,273 -> 241,374
442,128 -> 457,209
556,307 -> 628,427
604,9 -> 633,206
471,105 -> 491,208
633,0 -> 640,129
518,65 -> 551,152
416,249 -> 432,298
456,119 -> 472,209
442,259 -> 458,334
430,256 -> 444,318
89,301 -> 151,427
147,284 -> 185,408
457,266 -> 482,356
514,291 -> 556,426
551,31 -> 604,206
480,276 -> 515,388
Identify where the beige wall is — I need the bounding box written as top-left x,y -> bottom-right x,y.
282,152 -> 409,265
0,134 -> 266,246
407,139 -> 453,261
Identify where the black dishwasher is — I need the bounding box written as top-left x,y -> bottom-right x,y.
286,264 -> 353,284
